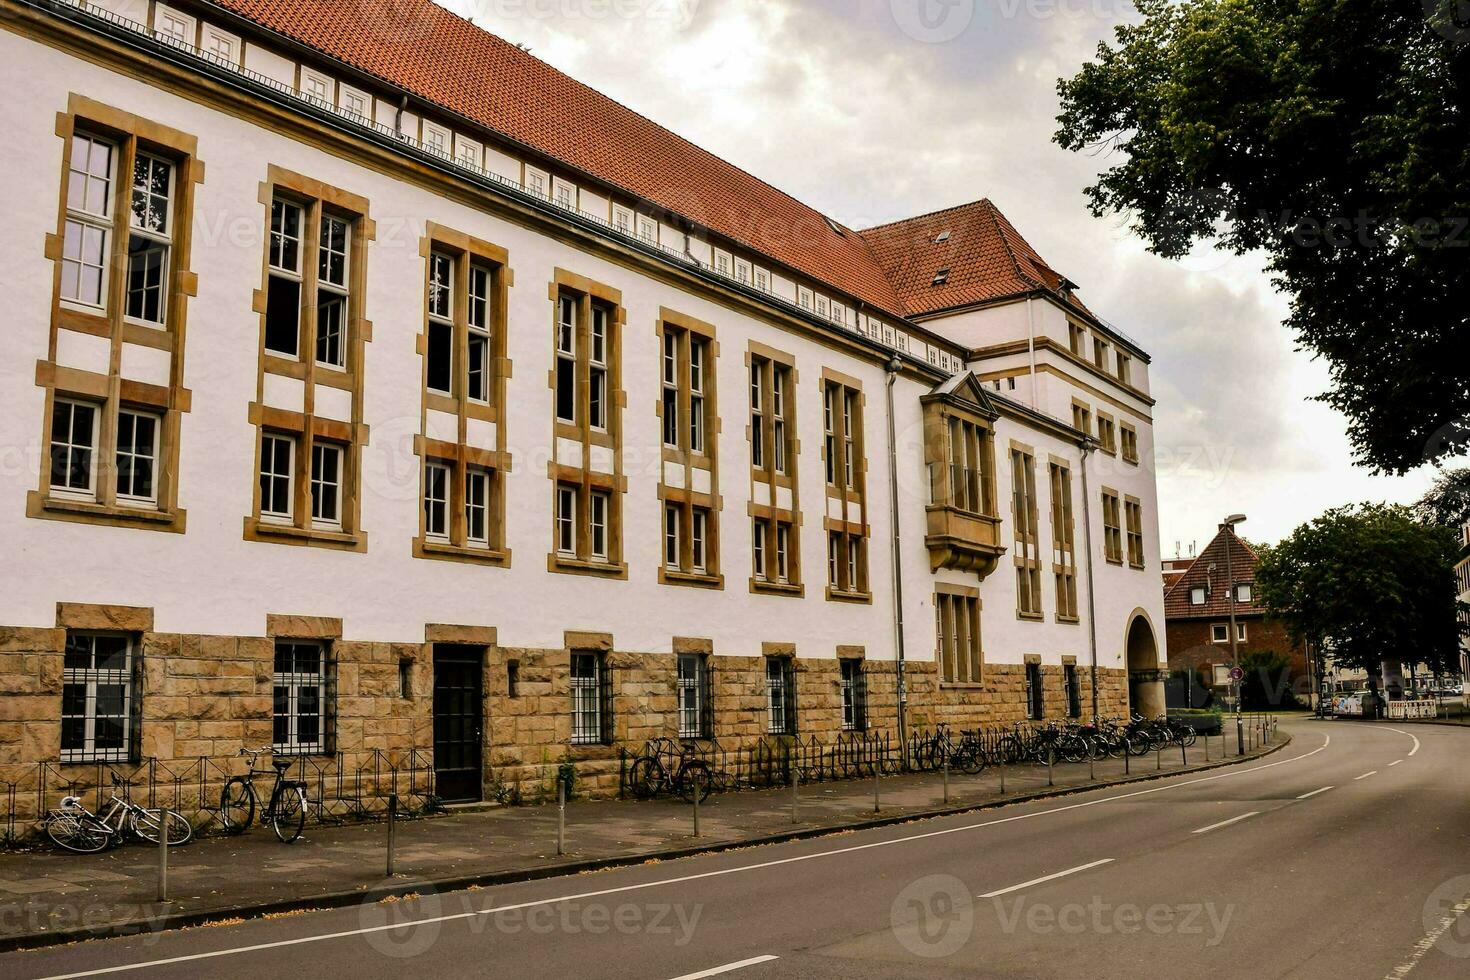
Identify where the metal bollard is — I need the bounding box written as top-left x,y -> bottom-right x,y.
557,778 -> 566,856
1181,739 -> 1187,767
1204,732 -> 1210,761
386,794 -> 397,877
1156,744 -> 1161,771
942,757 -> 950,805
1089,752 -> 1095,782
873,765 -> 880,814
692,780 -> 700,838
1047,748 -> 1054,787
1125,747 -> 1130,775
790,769 -> 799,824
157,811 -> 168,903
999,758 -> 1005,795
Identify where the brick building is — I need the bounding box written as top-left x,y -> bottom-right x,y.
1163,527 -> 1311,706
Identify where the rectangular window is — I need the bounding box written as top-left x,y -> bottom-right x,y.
555,483 -> 577,557
49,399 -> 98,498
555,296 -> 577,423
664,503 -> 681,570
936,592 -> 982,684
677,654 -> 712,739
1102,489 -> 1123,563
772,368 -> 789,475
310,442 -> 342,528
1070,401 -> 1092,438
752,517 -> 768,580
1190,586 -> 1207,606
689,339 -> 707,454
1065,665 -> 1082,719
426,252 -> 453,394
465,467 -> 490,547
259,433 -> 295,520
1120,423 -> 1139,464
61,133 -> 114,309
662,331 -> 679,447
114,409 -> 159,505
775,523 -> 791,583
1011,448 -> 1043,617
823,386 -> 837,484
265,199 -> 303,357
766,657 -> 795,735
840,659 -> 867,732
125,153 -> 173,325
750,361 -> 765,469
590,306 -> 609,430
570,652 -> 610,745
273,641 -> 327,755
589,489 -> 610,561
60,633 -> 136,763
691,509 -> 708,573
1049,462 -> 1078,620
315,214 -> 349,368
1212,623 -> 1229,643
660,323 -> 710,453
937,417 -> 996,515
1116,352 -> 1132,385
1125,498 -> 1145,568
1068,322 -> 1086,356
1026,662 -> 1045,720
423,462 -> 449,539
1235,583 -> 1252,603
467,264 -> 492,402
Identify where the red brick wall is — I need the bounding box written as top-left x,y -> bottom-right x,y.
1166,615 -> 1311,703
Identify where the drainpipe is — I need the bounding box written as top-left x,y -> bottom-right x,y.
1079,435 -> 1100,723
1025,295 -> 1039,409
393,94 -> 408,137
884,355 -> 909,767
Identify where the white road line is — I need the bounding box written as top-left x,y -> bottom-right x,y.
1389,760 -> 1403,767
1380,727 -> 1421,756
1191,812 -> 1261,835
1384,896 -> 1470,980
978,859 -> 1115,898
1355,771 -> 1378,780
1296,786 -> 1334,800
665,955 -> 780,980
32,734 -> 1335,980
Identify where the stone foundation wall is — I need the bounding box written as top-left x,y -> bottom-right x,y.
0,607 -> 1134,810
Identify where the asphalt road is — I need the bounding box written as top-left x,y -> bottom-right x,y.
7,719 -> 1470,979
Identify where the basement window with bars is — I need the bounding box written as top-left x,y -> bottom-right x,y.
1065,664 -> 1082,719
273,641 -> 331,755
60,632 -> 139,764
571,651 -> 612,745
766,656 -> 797,735
1025,662 -> 1045,721
677,654 -> 714,739
840,659 -> 867,732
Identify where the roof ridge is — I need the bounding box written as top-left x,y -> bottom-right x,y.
856,197 -> 995,234
982,197 -> 1039,289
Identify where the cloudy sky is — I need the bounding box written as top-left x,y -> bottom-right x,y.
438,0 -> 1437,552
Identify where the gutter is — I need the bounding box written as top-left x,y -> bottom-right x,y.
1079,435 -> 1101,722
884,355 -> 909,766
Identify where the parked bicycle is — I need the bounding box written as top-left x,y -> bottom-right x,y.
43,774 -> 193,854
628,738 -> 715,802
218,747 -> 311,843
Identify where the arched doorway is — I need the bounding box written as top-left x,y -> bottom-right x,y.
1126,612 -> 1166,718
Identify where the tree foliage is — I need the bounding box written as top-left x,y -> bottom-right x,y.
1415,466 -> 1470,529
1054,0 -> 1470,472
1254,503 -> 1466,675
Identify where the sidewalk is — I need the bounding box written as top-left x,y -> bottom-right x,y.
0,731 -> 1287,951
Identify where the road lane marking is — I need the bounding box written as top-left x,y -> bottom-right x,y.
1191,812 -> 1260,835
1355,771 -> 1377,780
978,859 -> 1115,898
1296,786 -> 1333,799
1389,760 -> 1403,767
665,955 -> 779,980
32,734 -> 1335,980
1380,727 -> 1421,756
1384,895 -> 1470,979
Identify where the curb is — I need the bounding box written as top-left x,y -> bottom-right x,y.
0,735 -> 1290,953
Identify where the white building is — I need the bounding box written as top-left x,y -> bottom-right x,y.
0,0 -> 1166,800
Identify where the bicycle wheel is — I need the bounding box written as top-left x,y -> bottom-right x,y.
1060,737 -> 1088,764
628,757 -> 663,799
1180,727 -> 1198,747
44,811 -> 111,854
957,745 -> 987,776
676,761 -> 713,803
130,808 -> 194,846
271,785 -> 307,843
219,777 -> 255,834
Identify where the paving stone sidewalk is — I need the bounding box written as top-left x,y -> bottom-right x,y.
0,731 -> 1285,950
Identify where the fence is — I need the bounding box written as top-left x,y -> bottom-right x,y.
1,750 -> 437,847
1385,699 -> 1442,720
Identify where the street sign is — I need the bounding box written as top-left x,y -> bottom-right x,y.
1229,666 -> 1244,682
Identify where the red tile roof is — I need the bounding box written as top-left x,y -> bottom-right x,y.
857,199 -> 1088,318
1163,529 -> 1264,621
209,0 -> 1078,324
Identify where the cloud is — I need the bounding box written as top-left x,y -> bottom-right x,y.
433,0 -> 1436,547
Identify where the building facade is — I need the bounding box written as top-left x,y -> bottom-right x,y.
0,0 -> 1167,801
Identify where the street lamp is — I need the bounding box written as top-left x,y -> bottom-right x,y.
1222,513 -> 1247,754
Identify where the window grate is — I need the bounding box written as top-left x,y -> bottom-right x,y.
273,641 -> 328,755
60,633 -> 137,764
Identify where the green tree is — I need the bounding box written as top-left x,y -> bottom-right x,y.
1415,466 -> 1470,529
1254,504 -> 1466,678
1054,0 -> 1470,472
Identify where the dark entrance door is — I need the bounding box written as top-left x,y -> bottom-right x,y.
433,645 -> 483,803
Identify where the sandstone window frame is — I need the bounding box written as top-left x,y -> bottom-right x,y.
271,639 -> 334,757
1010,442 -> 1044,620
1025,660 -> 1045,720
1070,398 -> 1093,440
546,269 -> 627,579
822,369 -> 870,604
1048,458 -> 1079,623
656,308 -> 723,590
31,96 -> 200,535
246,166 -> 374,554
1120,421 -> 1140,465
1064,663 -> 1082,719
60,631 -> 140,765
765,655 -> 797,735
413,224 -> 513,567
1101,487 -> 1124,565
747,342 -> 803,597
1096,412 -> 1118,456
839,656 -> 868,732
1125,494 -> 1145,569
677,653 -> 713,740
570,650 -> 612,746
935,586 -> 983,686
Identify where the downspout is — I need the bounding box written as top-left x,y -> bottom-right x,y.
1025,294 -> 1039,409
1079,435 -> 1101,722
884,355 -> 909,767
393,94 -> 408,137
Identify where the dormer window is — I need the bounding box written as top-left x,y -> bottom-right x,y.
932,268 -> 949,286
